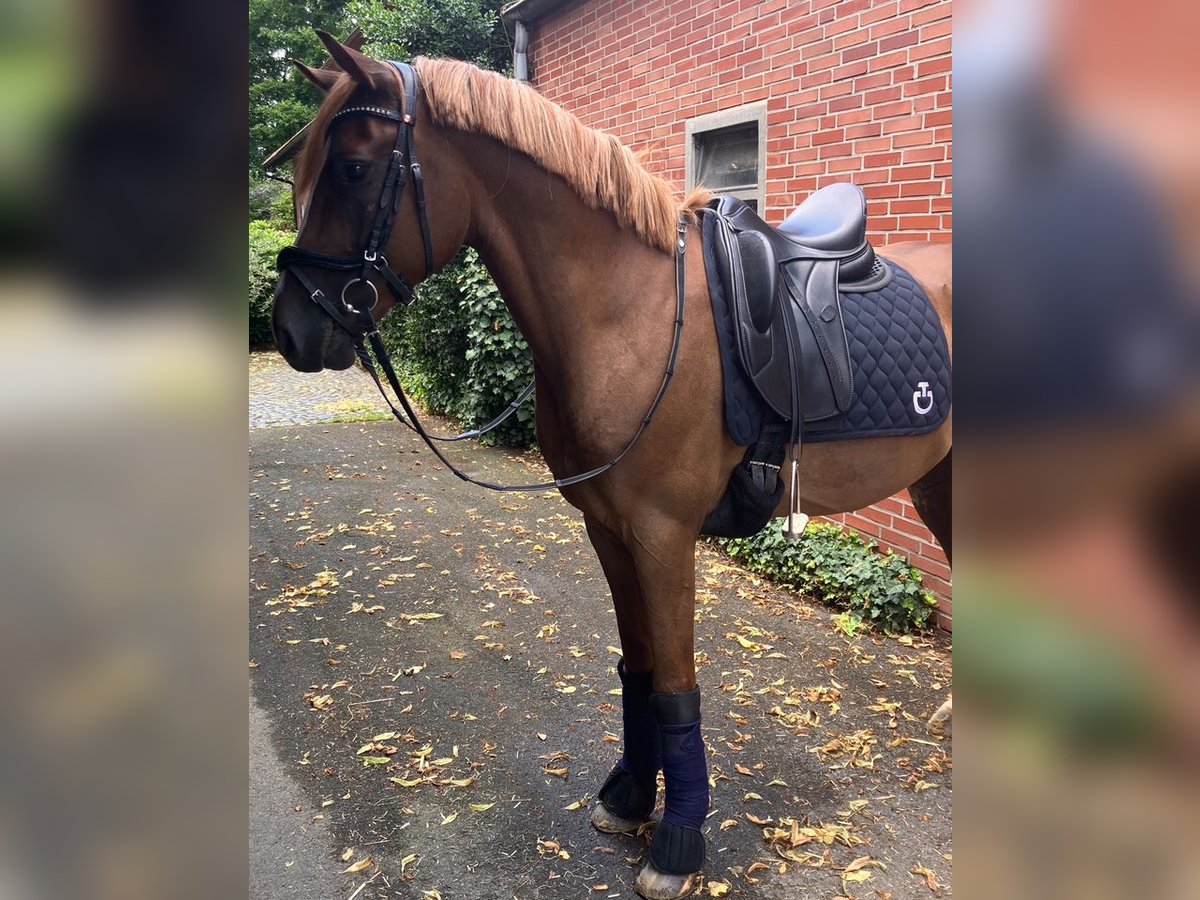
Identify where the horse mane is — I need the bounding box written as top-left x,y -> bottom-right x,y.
294,58 -> 711,254
417,58 -> 711,254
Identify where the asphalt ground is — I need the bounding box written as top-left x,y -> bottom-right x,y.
249,354 -> 952,899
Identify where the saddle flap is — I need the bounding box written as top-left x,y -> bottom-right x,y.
736,230 -> 776,333
783,258 -> 854,418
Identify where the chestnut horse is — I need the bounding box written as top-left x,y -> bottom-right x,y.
272,34 -> 951,899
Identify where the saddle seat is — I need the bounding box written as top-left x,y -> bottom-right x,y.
705,182 -> 892,429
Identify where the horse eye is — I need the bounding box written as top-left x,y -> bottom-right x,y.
343,162 -> 367,182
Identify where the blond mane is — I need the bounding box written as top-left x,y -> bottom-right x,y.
415,58 -> 709,254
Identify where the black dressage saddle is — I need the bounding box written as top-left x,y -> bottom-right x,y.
706,183 -> 891,426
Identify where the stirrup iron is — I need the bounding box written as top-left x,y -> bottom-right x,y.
784,457 -> 808,539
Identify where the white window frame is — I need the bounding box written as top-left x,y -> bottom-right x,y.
685,101 -> 768,215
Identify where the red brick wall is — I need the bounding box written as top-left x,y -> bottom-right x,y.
529,0 -> 953,626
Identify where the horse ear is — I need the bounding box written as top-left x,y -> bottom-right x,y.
315,29 -> 385,89
292,60 -> 341,94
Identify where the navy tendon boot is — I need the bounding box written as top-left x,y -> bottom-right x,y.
636,687 -> 707,899
592,659 -> 661,834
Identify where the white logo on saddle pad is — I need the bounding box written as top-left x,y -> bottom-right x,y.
913,381 -> 934,415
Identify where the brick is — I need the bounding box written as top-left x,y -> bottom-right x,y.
891,164 -> 932,180
902,145 -> 946,162
860,1 -> 900,26
908,36 -> 951,62
868,16 -> 912,40
837,108 -> 875,126
874,99 -> 914,119
892,131 -> 934,148
879,30 -> 920,53
846,122 -> 882,139
899,181 -> 941,197
865,86 -> 903,105
842,41 -> 879,63
865,151 -> 903,168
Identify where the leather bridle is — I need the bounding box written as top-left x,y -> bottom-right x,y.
277,61 -> 431,337
276,61 -> 689,493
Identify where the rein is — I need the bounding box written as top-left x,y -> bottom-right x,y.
277,61 -> 688,493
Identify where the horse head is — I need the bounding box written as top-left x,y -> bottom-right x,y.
272,33 -> 471,372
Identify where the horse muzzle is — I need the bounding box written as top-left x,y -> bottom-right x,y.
271,277 -> 358,372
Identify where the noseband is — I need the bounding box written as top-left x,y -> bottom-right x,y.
276,61 -> 433,336
275,60 -> 690,494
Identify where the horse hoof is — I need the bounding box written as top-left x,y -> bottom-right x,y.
927,695 -> 953,736
634,860 -> 702,900
590,801 -> 648,835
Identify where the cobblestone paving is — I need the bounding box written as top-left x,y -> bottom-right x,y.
249,352 -> 389,428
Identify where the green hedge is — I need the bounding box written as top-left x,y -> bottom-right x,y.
379,249 -> 535,447
249,221 -> 295,349
718,521 -> 937,634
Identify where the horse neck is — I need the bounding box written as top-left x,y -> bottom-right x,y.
453,132 -> 675,397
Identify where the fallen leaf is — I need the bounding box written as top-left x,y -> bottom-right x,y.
440,812 -> 457,826
707,881 -> 730,897
911,865 -> 940,892
469,802 -> 495,812
342,857 -> 372,874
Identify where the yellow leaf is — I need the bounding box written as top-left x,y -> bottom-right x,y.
469,803 -> 495,812
564,799 -> 585,810
431,757 -> 455,766
844,855 -> 875,872
844,870 -> 873,883
372,732 -> 398,741
389,777 -> 423,787
719,819 -> 738,831
707,881 -> 731,897
440,812 -> 457,826
340,848 -> 355,862
400,853 -> 418,873
735,764 -> 754,776
342,857 -> 372,874
449,651 -> 466,660
558,685 -> 577,694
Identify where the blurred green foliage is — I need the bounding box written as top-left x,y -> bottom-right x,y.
249,221 -> 295,348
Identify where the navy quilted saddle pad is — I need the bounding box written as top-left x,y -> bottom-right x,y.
713,259 -> 952,446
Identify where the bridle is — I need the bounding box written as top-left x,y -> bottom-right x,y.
276,61 -> 689,493
277,61 -> 432,337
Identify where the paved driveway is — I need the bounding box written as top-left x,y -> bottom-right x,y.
249,353 -> 952,899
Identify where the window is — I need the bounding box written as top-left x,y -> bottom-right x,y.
686,102 -> 767,214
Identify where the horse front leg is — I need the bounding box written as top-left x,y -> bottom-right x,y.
627,524 -> 707,900
585,515 -> 662,834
